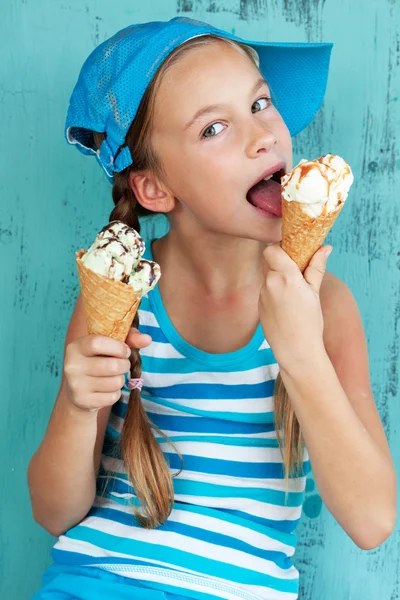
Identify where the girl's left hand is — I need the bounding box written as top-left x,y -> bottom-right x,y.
258,243 -> 332,375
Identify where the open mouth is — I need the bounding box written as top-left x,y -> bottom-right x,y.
246,167 -> 286,217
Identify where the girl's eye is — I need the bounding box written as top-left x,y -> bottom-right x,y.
201,97 -> 272,138
252,97 -> 272,113
202,122 -> 225,138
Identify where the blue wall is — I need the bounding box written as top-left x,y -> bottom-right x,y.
1,1 -> 399,598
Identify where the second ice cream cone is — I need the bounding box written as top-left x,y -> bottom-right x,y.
75,249 -> 141,342
281,198 -> 344,273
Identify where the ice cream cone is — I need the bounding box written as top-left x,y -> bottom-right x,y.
75,249 -> 141,342
281,198 -> 344,273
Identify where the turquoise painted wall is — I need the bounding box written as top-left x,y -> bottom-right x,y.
1,0 -> 399,598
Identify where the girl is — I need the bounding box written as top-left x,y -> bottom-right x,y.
28,16 -> 396,600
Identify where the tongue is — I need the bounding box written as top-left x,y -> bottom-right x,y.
247,179 -> 282,217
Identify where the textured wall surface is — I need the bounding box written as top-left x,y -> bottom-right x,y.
1,1 -> 399,598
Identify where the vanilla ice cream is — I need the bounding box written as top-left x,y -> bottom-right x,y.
81,220 -> 160,294
281,154 -> 354,218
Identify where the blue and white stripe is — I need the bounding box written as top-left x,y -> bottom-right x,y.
52,246 -> 309,600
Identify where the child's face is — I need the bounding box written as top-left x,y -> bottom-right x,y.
151,40 -> 292,243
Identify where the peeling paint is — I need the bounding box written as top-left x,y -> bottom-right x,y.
177,0 -> 327,39
177,0 -> 195,12
238,0 -> 327,39
384,286 -> 400,403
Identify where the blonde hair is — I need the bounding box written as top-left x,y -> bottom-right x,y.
93,35 -> 304,529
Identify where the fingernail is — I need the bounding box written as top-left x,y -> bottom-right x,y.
325,246 -> 333,258
125,346 -> 131,358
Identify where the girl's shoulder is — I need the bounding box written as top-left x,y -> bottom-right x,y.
320,270 -> 371,404
320,270 -> 359,347
320,273 -> 393,469
320,270 -> 349,305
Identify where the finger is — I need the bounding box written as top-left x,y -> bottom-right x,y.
90,391 -> 122,407
87,356 -> 131,377
81,335 -> 131,359
304,245 -> 332,293
263,244 -> 300,274
125,327 -> 152,349
89,374 -> 125,393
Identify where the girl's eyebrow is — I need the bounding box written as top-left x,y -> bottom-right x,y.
184,77 -> 269,131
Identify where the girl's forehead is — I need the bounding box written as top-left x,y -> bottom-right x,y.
161,41 -> 257,90
155,42 -> 259,118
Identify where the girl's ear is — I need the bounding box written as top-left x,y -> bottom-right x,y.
128,171 -> 175,214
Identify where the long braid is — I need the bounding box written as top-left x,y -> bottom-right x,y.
107,170 -> 180,528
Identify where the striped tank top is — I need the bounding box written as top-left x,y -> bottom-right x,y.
52,241 -> 310,600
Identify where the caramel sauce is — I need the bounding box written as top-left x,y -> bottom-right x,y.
297,160 -> 333,198
298,163 -> 316,179
283,155 -> 350,212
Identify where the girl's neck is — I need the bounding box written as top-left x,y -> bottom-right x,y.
152,227 -> 266,299
151,226 -> 266,354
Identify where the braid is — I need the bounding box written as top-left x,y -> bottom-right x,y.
110,172 -> 141,233
105,168 -> 177,528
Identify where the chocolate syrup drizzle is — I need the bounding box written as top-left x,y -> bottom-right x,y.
97,222 -> 157,286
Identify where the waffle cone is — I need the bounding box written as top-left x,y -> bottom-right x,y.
281,198 -> 344,273
75,249 -> 141,342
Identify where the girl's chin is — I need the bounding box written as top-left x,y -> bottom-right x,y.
245,203 -> 283,243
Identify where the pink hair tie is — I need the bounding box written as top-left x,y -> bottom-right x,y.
127,377 -> 144,391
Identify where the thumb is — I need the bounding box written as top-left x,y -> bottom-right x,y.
304,245 -> 333,293
125,327 -> 152,349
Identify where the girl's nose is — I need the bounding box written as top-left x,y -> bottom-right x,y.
245,121 -> 276,158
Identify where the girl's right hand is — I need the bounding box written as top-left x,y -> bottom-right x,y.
63,328 -> 152,412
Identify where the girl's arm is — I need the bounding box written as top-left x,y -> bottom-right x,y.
260,246 -> 397,550
27,296 -> 112,537
281,283 -> 397,549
